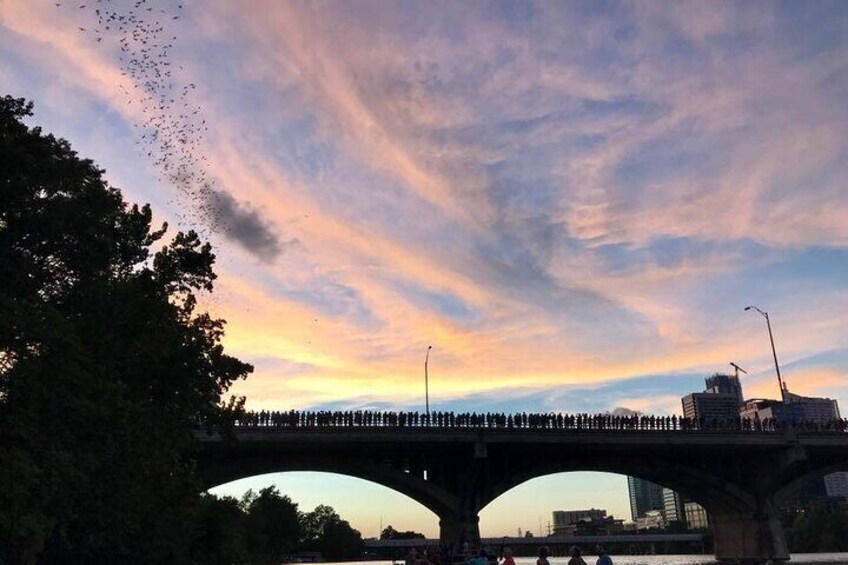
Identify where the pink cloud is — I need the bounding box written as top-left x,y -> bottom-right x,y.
4,0 -> 847,411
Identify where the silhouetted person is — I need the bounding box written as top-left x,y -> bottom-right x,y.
467,548 -> 489,565
537,546 -> 550,565
568,546 -> 587,565
501,547 -> 515,565
595,545 -> 612,565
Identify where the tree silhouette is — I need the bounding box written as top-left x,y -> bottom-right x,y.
193,494 -> 250,565
241,487 -> 302,565
380,525 -> 426,540
301,504 -> 364,560
0,95 -> 252,564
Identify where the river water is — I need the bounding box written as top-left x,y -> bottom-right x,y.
331,556 -> 848,565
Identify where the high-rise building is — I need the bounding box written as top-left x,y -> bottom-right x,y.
661,488 -> 710,530
682,392 -> 740,422
661,488 -> 684,523
681,373 -> 743,423
704,373 -> 744,404
627,476 -> 664,521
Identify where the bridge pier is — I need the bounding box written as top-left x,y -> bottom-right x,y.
712,499 -> 788,564
439,511 -> 480,559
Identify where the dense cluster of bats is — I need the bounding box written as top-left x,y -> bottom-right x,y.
58,0 -> 229,242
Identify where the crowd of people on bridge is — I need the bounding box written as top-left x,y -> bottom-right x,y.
232,409 -> 848,433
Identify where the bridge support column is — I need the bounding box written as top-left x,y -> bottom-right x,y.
438,511 -> 480,561
713,500 -> 788,564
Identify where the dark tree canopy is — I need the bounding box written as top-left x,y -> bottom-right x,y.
784,503 -> 848,553
193,494 -> 251,565
241,487 -> 303,565
190,491 -> 364,564
380,525 -> 426,540
301,504 -> 364,561
0,95 -> 252,564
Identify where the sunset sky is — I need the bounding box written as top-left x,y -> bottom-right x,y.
2,0 -> 847,538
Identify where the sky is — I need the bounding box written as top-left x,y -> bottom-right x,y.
2,0 -> 848,538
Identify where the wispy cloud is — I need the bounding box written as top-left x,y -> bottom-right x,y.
2,0 -> 847,413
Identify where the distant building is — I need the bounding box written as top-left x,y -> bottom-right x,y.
661,488 -> 684,523
742,388 -> 843,503
681,373 -> 742,423
741,390 -> 840,424
705,373 -> 744,404
552,511 -> 623,536
635,509 -> 665,530
661,488 -> 710,531
684,501 -> 709,530
552,509 -> 606,534
621,521 -> 638,532
627,476 -> 664,521
739,398 -> 782,422
682,392 -> 740,422
789,393 -> 844,502
824,473 -> 848,499
785,391 -> 841,421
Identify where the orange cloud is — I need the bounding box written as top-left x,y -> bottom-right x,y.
5,0 -> 847,413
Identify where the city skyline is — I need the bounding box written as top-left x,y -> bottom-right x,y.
3,0 -> 848,540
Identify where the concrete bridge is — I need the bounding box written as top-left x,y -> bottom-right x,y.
196,420 -> 848,564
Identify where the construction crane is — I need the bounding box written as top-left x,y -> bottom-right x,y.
729,362 -> 748,378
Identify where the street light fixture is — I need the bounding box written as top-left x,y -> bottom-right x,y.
425,346 -> 432,417
744,306 -> 786,401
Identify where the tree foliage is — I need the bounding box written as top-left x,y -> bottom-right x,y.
300,505 -> 364,561
241,487 -> 303,565
380,525 -> 426,540
191,490 -> 362,564
193,494 -> 250,565
785,504 -> 848,553
0,95 -> 252,563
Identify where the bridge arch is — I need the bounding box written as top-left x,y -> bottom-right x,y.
198,426 -> 848,563
478,471 -> 626,536
200,452 -> 461,518
477,455 -> 754,516
209,471 -> 440,537
773,460 -> 848,507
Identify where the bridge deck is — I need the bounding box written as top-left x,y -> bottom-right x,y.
199,426 -> 848,448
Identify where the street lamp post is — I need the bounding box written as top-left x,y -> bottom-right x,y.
425,346 -> 432,417
745,306 -> 786,401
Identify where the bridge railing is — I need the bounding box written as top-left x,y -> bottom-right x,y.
226,410 -> 848,433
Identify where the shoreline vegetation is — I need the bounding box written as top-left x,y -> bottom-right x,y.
197,488 -> 364,564
0,96 -> 255,563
